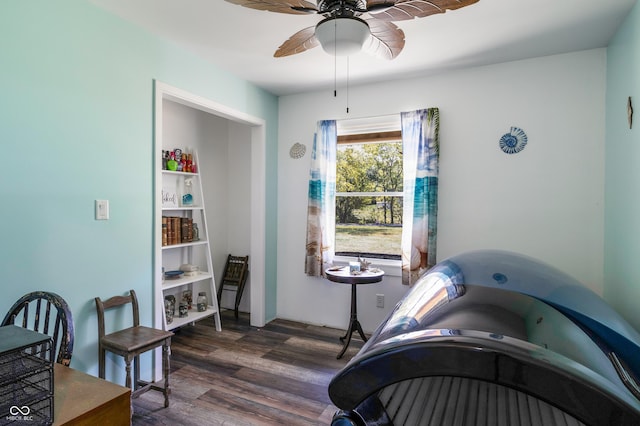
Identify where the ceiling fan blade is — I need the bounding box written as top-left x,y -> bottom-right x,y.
369,0 -> 479,21
224,0 -> 318,14
363,19 -> 405,60
365,1 -> 397,13
274,26 -> 320,57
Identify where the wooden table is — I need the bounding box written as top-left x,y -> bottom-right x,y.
325,267 -> 384,359
54,363 -> 131,425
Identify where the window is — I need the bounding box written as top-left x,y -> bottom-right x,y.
305,110 -> 437,281
335,129 -> 403,260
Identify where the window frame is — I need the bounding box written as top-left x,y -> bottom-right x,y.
334,127 -> 403,267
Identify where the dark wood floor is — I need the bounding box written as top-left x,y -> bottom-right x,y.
131,310 -> 363,425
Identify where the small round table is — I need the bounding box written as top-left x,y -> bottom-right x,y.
325,267 -> 384,359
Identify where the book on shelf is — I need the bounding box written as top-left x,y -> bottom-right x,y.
162,216 -> 194,246
162,217 -> 168,246
181,218 -> 190,243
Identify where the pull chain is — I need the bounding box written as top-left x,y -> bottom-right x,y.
334,19 -> 337,97
330,18 -> 351,113
334,54 -> 337,97
346,56 -> 350,114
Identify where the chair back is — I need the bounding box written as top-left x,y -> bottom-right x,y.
94,289 -> 140,340
1,291 -> 75,366
221,255 -> 249,287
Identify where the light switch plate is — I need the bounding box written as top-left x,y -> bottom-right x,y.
95,200 -> 109,220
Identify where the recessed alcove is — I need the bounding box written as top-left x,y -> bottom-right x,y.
153,81 -> 266,329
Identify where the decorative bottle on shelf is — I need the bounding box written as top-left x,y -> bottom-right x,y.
164,295 -> 176,321
174,148 -> 182,171
167,151 -> 178,171
179,302 -> 188,318
192,223 -> 199,241
182,178 -> 193,206
164,298 -> 174,324
197,292 -> 208,312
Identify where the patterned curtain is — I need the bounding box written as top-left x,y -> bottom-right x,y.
401,109 -> 440,285
305,120 -> 337,277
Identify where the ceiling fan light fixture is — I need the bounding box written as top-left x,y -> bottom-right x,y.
315,17 -> 370,56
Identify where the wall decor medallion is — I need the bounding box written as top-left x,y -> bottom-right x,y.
499,127 -> 528,154
289,142 -> 306,159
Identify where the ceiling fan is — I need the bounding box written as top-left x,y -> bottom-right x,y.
225,0 -> 479,60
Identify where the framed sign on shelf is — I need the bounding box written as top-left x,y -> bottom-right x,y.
162,185 -> 178,208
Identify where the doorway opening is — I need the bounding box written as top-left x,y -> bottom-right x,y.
153,81 -> 266,328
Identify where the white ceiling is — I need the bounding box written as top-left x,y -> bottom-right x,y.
90,0 -> 637,96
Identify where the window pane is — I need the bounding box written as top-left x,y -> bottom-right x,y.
337,142 -> 403,193
335,140 -> 403,259
336,195 -> 403,225
335,196 -> 402,259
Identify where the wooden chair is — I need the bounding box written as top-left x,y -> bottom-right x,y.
94,289 -> 174,407
216,254 -> 249,319
2,291 -> 74,366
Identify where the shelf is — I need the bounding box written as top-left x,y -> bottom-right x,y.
162,170 -> 199,177
162,240 -> 208,250
162,272 -> 213,290
162,205 -> 203,211
166,306 -> 217,330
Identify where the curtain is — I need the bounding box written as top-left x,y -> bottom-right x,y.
401,108 -> 440,285
305,120 -> 337,276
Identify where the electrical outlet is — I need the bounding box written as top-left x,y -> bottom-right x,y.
376,294 -> 384,308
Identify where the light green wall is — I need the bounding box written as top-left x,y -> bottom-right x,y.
604,2 -> 640,331
0,0 -> 278,376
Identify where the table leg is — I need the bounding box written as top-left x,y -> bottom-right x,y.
337,283 -> 368,359
355,319 -> 367,342
163,341 -> 171,408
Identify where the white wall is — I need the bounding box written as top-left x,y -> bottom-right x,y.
277,49 -> 606,332
605,1 -> 640,331
225,122 -> 252,313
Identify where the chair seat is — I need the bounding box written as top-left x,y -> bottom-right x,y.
101,326 -> 173,355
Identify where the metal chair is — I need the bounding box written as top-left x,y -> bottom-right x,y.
2,291 -> 74,366
94,289 -> 173,407
216,254 -> 249,319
